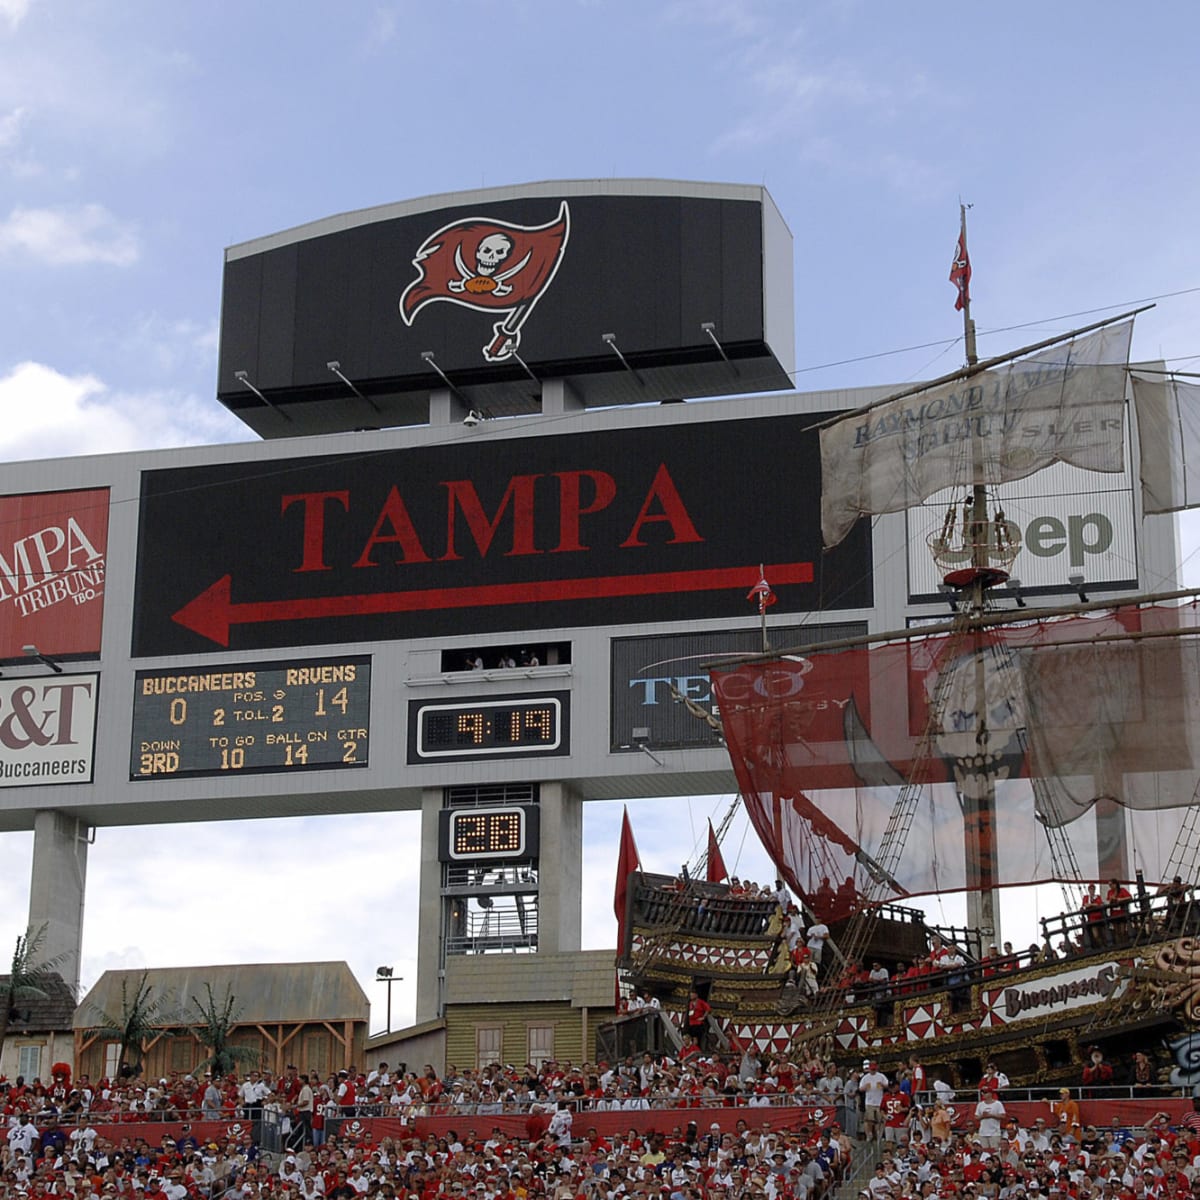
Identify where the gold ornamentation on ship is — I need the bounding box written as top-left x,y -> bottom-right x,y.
1148,938 -> 1200,1021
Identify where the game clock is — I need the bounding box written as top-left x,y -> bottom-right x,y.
408,692 -> 569,762
437,805 -> 540,863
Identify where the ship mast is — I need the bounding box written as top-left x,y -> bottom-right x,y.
956,203 -> 1002,947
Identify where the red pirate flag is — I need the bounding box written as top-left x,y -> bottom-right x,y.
614,806 -> 641,925
949,227 -> 971,312
706,819 -> 728,884
746,567 -> 777,615
400,201 -> 570,362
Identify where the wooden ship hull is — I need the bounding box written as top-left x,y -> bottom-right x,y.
609,872 -> 1200,1094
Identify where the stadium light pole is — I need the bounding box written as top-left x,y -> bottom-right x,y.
375,967 -> 403,1035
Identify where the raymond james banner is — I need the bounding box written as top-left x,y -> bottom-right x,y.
820,321 -> 1132,549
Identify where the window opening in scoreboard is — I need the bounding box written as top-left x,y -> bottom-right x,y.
440,642 -> 570,673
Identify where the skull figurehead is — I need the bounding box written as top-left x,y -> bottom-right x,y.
476,233 -> 514,277
931,644 -> 1027,802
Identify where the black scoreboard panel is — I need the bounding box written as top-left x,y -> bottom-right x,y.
131,657 -> 370,779
408,692 -> 569,763
437,806 -> 541,863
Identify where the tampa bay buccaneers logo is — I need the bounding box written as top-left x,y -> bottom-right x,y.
400,202 -> 570,363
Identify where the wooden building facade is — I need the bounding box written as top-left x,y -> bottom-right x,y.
74,962 -> 368,1081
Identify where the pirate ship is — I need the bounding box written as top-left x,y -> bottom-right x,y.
610,213 -> 1200,1093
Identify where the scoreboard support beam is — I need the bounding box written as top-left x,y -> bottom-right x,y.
416,788 -> 444,1024
415,781 -> 582,1024
534,782 -> 582,956
28,810 -> 89,995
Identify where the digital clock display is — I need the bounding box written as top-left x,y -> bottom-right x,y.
437,806 -> 540,863
409,692 -> 569,762
130,657 -> 370,779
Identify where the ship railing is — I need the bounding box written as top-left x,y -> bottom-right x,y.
19,1084 -> 1190,1128
634,876 -> 779,939
916,1084 -> 1188,1105
1038,885 -> 1197,956
829,917 -> 1184,1013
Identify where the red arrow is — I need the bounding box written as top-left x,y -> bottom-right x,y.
171,562 -> 815,647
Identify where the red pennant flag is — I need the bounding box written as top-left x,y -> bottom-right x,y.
400,202 -> 569,362
949,228 -> 971,312
614,807 -> 641,925
747,568 -> 776,615
706,819 -> 728,884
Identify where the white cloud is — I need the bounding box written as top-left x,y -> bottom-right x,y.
0,361 -> 248,462
0,203 -> 139,266
0,106 -> 25,150
365,4 -> 401,46
0,0 -> 30,32
661,0 -> 766,39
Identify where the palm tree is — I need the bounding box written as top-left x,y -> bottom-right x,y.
190,983 -> 261,1078
0,925 -> 67,1051
85,971 -> 175,1078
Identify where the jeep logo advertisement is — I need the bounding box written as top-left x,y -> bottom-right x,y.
906,461 -> 1137,599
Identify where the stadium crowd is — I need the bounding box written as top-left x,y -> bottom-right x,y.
0,1054 -> 1195,1200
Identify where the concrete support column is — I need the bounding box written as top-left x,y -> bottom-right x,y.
28,811 -> 89,996
540,379 -> 583,415
415,788 -> 444,1023
535,781 -> 582,955
428,387 -> 468,426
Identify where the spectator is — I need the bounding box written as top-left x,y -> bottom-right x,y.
975,1087 -> 1006,1149
860,1060 -> 889,1142
1083,1047 -> 1114,1097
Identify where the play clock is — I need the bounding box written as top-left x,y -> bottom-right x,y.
409,692 -> 569,762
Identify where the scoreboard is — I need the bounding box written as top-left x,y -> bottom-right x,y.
131,658 -> 370,779
408,693 -> 570,763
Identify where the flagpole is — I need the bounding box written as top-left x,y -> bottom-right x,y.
759,562 -> 768,653
959,203 -> 978,369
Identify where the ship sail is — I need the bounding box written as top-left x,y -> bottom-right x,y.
710,600 -> 1200,917
710,304 -> 1200,920
1131,372 -> 1200,513
820,319 -> 1133,549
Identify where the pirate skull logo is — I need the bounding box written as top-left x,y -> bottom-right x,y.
448,231 -> 530,297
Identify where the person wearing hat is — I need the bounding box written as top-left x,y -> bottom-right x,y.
1049,1089 -> 1081,1140
975,1088 -> 1006,1150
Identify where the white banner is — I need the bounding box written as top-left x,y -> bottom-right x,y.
0,674 -> 98,788
981,960 -> 1125,1024
820,321 -> 1133,548
1131,373 -> 1200,514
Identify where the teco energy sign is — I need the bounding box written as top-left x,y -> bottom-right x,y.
217,180 -> 794,436
132,413 -> 871,656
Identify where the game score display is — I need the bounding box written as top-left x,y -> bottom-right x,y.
409,692 -> 569,763
437,805 -> 540,863
131,657 -> 370,779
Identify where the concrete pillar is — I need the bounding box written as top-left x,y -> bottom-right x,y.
540,379 -> 583,415
415,788 -> 444,1023
535,781 -> 582,954
27,811 -> 89,996
428,387 -> 469,426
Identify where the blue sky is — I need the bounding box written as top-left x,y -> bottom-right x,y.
1,0 -> 1198,1031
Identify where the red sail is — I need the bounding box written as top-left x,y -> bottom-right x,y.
712,602 -> 1200,906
